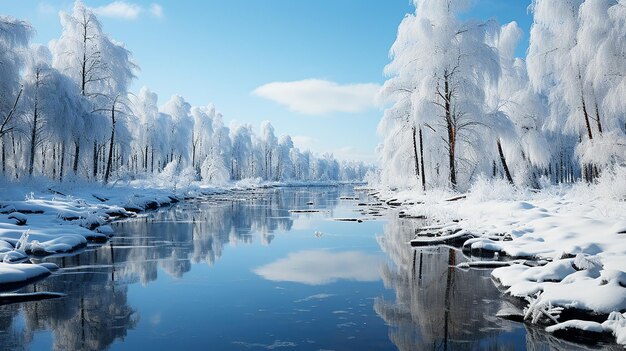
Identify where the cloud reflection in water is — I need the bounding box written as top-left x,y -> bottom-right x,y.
254,250 -> 382,285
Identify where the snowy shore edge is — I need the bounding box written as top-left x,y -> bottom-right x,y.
0,179 -> 350,294
367,171 -> 626,346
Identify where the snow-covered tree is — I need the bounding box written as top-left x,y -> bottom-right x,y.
51,0 -> 137,178
191,104 -> 215,171
0,15 -> 32,177
161,95 -> 193,167
230,123 -> 252,180
380,0 -> 500,190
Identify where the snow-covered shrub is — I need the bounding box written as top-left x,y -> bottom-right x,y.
523,292 -> 563,325
467,176 -> 521,202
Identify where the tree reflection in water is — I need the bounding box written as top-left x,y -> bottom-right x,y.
376,216 -> 519,351
375,216 -> 623,351
0,187 -> 340,351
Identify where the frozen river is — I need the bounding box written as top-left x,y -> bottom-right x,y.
0,186 -> 618,350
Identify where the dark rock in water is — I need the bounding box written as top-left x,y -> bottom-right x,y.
85,233 -> 108,243
0,292 -> 66,306
496,307 -> 525,323
60,214 -> 80,221
399,214 -> 426,219
92,194 -> 108,202
144,200 -> 160,210
289,209 -> 323,213
168,196 -> 180,203
0,269 -> 51,293
411,230 -> 474,247
123,205 -> 143,213
461,238 -> 508,258
16,209 -> 44,214
104,208 -> 135,218
522,260 -> 549,267
548,325 -> 615,345
457,261 -> 513,269
7,212 -> 27,226
333,218 -> 364,223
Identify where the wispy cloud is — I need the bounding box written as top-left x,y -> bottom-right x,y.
149,4 -> 163,18
36,2 -> 56,15
253,79 -> 380,115
92,1 -> 163,20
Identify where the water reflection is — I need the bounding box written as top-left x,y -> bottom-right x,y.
375,216 -> 622,351
254,250 -> 382,285
0,187 -> 345,351
1,187 -> 616,350
376,217 -> 520,350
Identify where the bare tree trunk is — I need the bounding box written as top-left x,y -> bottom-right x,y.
144,145 -> 148,172
151,146 -> 154,173
559,151 -> 564,184
52,145 -> 56,179
10,132 -> 19,180
28,102 -> 38,177
579,71 -> 593,141
92,141 -> 98,179
412,126 -> 420,179
73,140 -> 80,175
593,94 -> 603,135
496,138 -> 514,185
444,73 -> 456,189
104,103 -> 116,184
419,127 -> 426,192
2,137 -> 6,175
60,141 -> 66,182
41,145 -> 46,176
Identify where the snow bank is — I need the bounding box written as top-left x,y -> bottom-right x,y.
0,263 -> 56,292
374,176 -> 626,345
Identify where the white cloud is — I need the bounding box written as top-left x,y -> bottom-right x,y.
253,79 -> 381,115
36,2 -> 56,15
92,1 -> 163,20
93,1 -> 142,20
150,4 -> 163,18
254,250 -> 382,285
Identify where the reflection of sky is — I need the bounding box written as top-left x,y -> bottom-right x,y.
106,188 -> 396,350
254,250 -> 382,285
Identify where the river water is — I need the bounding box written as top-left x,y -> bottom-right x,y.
0,186 -> 617,350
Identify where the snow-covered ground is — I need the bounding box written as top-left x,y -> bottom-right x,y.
370,167 -> 626,346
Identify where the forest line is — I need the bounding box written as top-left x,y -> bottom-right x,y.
0,1 -> 372,186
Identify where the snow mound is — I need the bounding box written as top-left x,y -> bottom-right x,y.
0,263 -> 53,292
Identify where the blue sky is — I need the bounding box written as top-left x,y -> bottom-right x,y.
1,0 -> 532,162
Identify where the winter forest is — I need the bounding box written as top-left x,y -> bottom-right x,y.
0,1 -> 371,186
378,0 -> 626,191
1,0 -> 626,349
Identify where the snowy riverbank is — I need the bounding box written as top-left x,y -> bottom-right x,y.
370,167 -> 626,346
